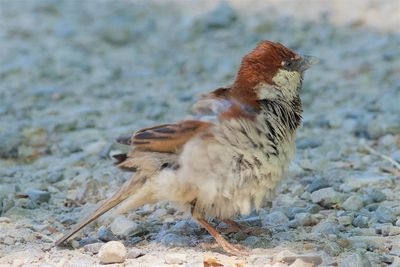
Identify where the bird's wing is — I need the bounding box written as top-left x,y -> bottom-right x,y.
117,120 -> 212,154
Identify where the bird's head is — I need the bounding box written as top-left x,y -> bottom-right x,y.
233,41 -> 318,103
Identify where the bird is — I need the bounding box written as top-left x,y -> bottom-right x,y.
55,40 -> 318,256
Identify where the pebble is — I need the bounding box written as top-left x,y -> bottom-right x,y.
261,211 -> 289,227
312,221 -> 339,235
159,233 -> 192,247
289,258 -> 313,267
0,185 -> 17,198
352,215 -> 369,228
375,206 -> 396,223
170,220 -> 199,235
338,214 -> 354,226
84,242 -> 103,254
311,187 -> 344,207
296,138 -> 322,149
3,236 -> 15,245
164,253 -> 187,264
79,237 -> 99,247
98,226 -> 117,242
340,253 -> 371,267
0,132 -> 21,158
110,216 -> 138,236
0,217 -> 11,223
294,213 -> 314,226
376,224 -> 400,236
363,188 -> 386,203
98,241 -> 127,264
26,189 -> 51,203
243,236 -> 260,247
341,195 -> 364,211
344,173 -> 393,190
307,178 -> 329,193
202,1 -> 237,28
46,171 -> 64,183
391,150 -> 400,162
348,236 -> 386,250
274,250 -> 322,266
126,247 -> 143,259
147,208 -> 168,221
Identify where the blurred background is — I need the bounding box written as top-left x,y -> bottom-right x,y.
0,0 -> 399,265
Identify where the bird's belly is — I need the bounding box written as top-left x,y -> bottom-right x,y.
193,148 -> 289,219
177,134 -> 294,219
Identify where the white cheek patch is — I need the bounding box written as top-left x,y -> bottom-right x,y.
256,69 -> 301,100
256,83 -> 280,100
272,69 -> 301,99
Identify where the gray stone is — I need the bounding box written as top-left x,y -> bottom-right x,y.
98,241 -> 127,264
296,138 -> 322,149
274,250 -> 322,266
126,247 -> 143,259
261,211 -> 289,227
311,187 -> 345,207
341,253 -> 372,267
202,1 -> 237,28
110,216 -> 138,236
348,236 -> 386,250
376,224 -> 400,236
375,206 -> 396,223
26,189 -> 51,203
391,150 -> 400,162
294,213 -> 314,226
0,132 -> 21,158
0,185 -> 17,198
337,213 -> 354,226
147,208 -> 167,221
84,242 -> 103,255
79,237 -> 99,247
159,233 -> 192,247
97,226 -> 117,242
307,204 -> 322,214
1,198 -> 15,214
352,215 -> 369,228
365,252 -> 394,265
341,195 -> 364,211
46,171 -> 64,183
306,178 -> 330,193
363,188 -> 386,203
312,221 -> 339,235
345,173 -> 393,190
243,236 -> 260,247
58,214 -> 77,225
170,220 -> 199,235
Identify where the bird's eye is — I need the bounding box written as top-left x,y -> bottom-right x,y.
286,61 -> 293,67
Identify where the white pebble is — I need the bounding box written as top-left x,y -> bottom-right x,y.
99,241 -> 127,264
164,253 -> 187,264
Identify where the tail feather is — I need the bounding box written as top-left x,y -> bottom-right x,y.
55,173 -> 148,246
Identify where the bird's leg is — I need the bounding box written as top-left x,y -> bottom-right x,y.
195,218 -> 248,256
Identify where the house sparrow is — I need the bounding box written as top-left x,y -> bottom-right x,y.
55,41 -> 318,255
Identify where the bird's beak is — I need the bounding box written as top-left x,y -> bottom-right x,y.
298,55 -> 319,72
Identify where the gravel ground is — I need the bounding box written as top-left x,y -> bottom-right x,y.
1,0 -> 400,266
